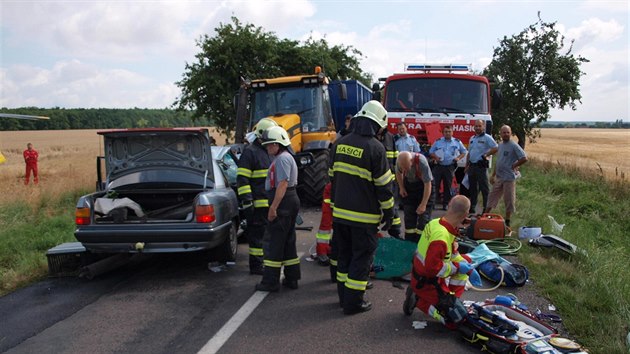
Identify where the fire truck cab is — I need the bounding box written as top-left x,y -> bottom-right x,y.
376,64 -> 501,165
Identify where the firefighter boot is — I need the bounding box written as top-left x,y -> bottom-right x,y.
329,264 -> 337,283
343,288 -> 372,315
337,282 -> 345,308
256,267 -> 280,292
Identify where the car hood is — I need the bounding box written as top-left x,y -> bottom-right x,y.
99,129 -> 213,183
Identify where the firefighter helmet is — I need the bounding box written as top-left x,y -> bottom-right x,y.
261,126 -> 291,147
253,118 -> 279,138
354,100 -> 388,129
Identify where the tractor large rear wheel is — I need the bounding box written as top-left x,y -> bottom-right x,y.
298,149 -> 330,206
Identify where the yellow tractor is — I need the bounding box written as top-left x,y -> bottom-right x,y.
235,67 -> 364,205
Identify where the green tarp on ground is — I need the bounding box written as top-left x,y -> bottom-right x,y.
372,237 -> 417,279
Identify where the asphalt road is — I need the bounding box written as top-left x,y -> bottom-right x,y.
0,206 -> 557,354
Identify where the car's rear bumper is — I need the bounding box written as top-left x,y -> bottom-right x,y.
75,221 -> 231,253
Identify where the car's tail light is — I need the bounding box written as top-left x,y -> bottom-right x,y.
75,207 -> 91,225
195,205 -> 215,223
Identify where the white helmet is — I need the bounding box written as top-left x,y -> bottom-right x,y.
252,118 -> 279,138
354,100 -> 388,128
261,126 -> 291,147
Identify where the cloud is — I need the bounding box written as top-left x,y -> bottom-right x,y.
0,60 -> 177,109
562,18 -> 624,50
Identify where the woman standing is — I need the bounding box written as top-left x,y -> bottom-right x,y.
255,126 -> 301,292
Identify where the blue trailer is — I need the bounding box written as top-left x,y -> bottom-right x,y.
328,80 -> 373,132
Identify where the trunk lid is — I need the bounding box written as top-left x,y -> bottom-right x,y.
99,128 -> 213,187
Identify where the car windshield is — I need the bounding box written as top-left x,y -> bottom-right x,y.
384,78 -> 489,114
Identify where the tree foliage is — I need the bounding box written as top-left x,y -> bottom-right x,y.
484,13 -> 589,147
174,17 -> 370,137
0,107 -> 200,130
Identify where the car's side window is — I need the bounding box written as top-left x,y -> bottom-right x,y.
222,153 -> 238,185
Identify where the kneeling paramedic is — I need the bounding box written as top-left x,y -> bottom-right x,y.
329,101 -> 394,315
237,118 -> 278,275
255,126 -> 301,292
403,195 -> 482,328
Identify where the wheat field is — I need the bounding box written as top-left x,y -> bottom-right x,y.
526,128 -> 630,180
1,128 -> 628,206
0,128 -> 226,206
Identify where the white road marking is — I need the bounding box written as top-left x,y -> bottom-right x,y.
197,252 -> 304,354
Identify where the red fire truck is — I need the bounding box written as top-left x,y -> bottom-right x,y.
375,64 -> 502,163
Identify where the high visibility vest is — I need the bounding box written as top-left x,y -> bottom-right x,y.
415,218 -> 457,279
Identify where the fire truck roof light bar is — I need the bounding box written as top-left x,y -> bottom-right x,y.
405,64 -> 472,72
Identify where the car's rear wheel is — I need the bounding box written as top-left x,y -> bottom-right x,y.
210,220 -> 238,262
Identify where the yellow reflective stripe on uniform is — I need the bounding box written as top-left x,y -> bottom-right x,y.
328,168 -> 334,177
282,258 -> 300,266
395,150 -> 400,157
379,197 -> 394,209
393,217 -> 401,225
323,198 -> 331,204
345,277 -> 368,291
316,229 -> 332,241
333,206 -> 381,224
330,258 -> 338,266
386,151 -> 397,158
332,161 -> 373,182
406,228 -> 419,235
437,261 -> 455,278
374,170 -> 393,186
237,167 -> 253,177
264,260 -> 282,268
336,271 -> 348,283
428,305 -> 445,324
249,247 -> 263,256
253,199 -> 269,208
238,185 -> 252,195
449,277 -> 468,286
251,169 -> 268,178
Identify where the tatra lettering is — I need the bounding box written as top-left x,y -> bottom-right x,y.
336,144 -> 364,159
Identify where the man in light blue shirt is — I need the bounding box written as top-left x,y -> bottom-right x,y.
429,125 -> 467,209
395,122 -> 420,153
465,119 -> 498,214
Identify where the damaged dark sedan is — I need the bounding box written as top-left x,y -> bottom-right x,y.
73,128 -> 239,261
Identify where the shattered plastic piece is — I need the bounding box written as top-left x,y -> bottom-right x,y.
548,304 -> 556,311
208,262 -> 225,272
412,321 -> 428,329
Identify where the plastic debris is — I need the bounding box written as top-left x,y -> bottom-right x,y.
548,304 -> 556,311
547,215 -> 565,235
208,262 -> 225,272
412,321 -> 428,329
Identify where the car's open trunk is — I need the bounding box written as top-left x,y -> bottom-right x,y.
94,188 -> 202,224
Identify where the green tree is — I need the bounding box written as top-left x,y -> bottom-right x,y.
484,13 -> 588,147
174,17 -> 370,138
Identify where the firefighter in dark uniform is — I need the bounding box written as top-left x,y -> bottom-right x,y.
329,100 -> 394,315
237,118 -> 278,275
377,126 -> 401,238
255,126 -> 301,292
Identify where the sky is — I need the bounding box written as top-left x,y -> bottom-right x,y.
0,0 -> 628,122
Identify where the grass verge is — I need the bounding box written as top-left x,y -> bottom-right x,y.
0,189 -> 89,296
509,158 -> 629,354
